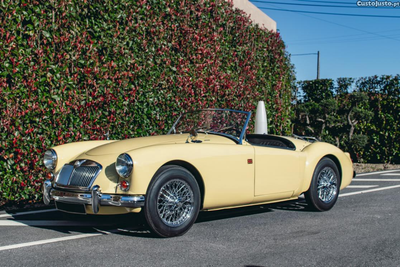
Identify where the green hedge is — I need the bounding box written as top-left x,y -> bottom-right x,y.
0,0 -> 294,205
293,75 -> 400,164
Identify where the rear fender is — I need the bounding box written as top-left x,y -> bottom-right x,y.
297,142 -> 353,195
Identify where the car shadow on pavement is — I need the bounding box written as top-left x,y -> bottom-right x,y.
196,205 -> 274,223
268,198 -> 312,212
111,199 -> 314,237
196,197 -> 312,224
2,198 -> 314,238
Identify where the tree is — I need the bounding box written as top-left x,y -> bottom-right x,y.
357,75 -> 400,165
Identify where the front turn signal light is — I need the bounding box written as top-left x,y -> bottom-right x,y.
119,180 -> 130,192
46,172 -> 54,181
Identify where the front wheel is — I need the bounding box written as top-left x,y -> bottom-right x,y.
144,165 -> 200,237
305,158 -> 341,211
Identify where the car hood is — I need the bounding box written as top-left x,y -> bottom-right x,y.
83,133 -> 237,156
84,134 -> 189,156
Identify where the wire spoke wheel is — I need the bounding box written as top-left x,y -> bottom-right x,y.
317,167 -> 337,203
145,165 -> 200,237
305,158 -> 341,211
157,179 -> 194,227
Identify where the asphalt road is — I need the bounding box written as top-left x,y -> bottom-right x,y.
1,169 -> 400,267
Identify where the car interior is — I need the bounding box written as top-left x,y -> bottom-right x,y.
246,134 -> 296,150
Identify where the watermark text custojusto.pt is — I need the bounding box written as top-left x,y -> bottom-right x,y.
357,1 -> 400,7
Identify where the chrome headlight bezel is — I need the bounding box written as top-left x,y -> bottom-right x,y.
116,153 -> 133,178
44,149 -> 57,170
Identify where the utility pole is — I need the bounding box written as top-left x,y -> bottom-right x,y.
292,51 -> 320,80
317,51 -> 320,80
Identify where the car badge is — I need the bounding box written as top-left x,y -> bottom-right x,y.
74,160 -> 86,168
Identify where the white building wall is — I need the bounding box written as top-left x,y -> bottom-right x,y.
231,0 -> 277,32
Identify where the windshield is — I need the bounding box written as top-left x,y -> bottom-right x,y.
168,109 -> 251,144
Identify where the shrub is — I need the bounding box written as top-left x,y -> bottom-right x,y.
0,0 -> 294,205
293,75 -> 399,164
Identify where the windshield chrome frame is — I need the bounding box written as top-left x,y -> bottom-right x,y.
167,108 -> 251,145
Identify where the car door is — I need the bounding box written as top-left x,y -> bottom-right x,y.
253,145 -> 301,199
194,142 -> 255,209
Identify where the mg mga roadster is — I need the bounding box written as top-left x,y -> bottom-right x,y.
43,109 -> 354,237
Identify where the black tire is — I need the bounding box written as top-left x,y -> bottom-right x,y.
305,158 -> 341,211
144,165 -> 201,237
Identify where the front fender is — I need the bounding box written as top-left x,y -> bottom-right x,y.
125,143 -> 255,209
51,140 -> 117,173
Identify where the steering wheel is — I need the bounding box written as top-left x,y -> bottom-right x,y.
218,125 -> 242,136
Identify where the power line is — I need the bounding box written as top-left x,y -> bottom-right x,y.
286,28 -> 400,43
285,0 -> 355,5
296,12 -> 400,42
257,6 -> 400,18
287,31 -> 400,45
250,0 -> 362,9
259,2 -> 400,43
288,34 -> 400,45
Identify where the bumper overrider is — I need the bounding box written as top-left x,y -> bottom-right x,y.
43,180 -> 145,214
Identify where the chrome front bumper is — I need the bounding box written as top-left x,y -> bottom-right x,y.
43,180 -> 145,214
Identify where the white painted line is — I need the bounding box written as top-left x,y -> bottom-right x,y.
0,233 -> 104,252
382,173 -> 400,176
0,220 -> 112,227
352,179 -> 400,182
346,185 -> 378,189
340,184 -> 400,198
0,228 -> 121,252
356,170 -> 400,177
0,209 -> 57,218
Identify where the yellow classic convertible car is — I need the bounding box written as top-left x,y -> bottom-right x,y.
42,109 -> 354,237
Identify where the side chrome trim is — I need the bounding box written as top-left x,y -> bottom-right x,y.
45,185 -> 145,210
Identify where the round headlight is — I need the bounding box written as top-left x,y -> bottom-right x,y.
116,153 -> 133,178
44,149 -> 57,170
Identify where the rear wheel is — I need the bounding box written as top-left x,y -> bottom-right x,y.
144,165 -> 200,237
305,158 -> 341,211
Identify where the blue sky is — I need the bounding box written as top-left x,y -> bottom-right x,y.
249,0 -> 400,81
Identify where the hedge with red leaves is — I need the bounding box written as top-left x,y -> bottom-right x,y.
0,0 -> 294,205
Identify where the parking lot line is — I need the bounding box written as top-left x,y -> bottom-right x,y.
0,209 -> 57,218
346,185 -> 378,189
382,173 -> 400,176
356,170 -> 400,177
0,220 -> 112,227
0,233 -> 104,252
340,184 -> 400,198
352,179 -> 400,182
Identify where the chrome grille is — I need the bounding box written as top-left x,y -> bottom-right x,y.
69,166 -> 100,187
55,160 -> 102,190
